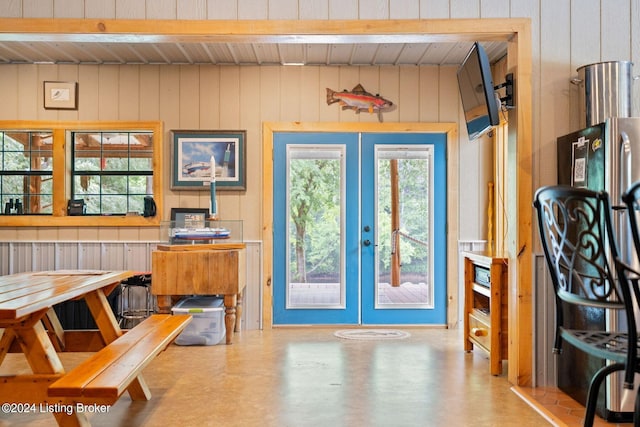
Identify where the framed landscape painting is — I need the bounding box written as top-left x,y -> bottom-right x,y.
171,130 -> 246,191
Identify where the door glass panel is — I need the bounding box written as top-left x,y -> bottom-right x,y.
375,146 -> 433,308
286,146 -> 345,308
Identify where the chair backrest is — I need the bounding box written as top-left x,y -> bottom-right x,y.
622,180 -> 640,267
533,185 -> 625,311
620,180 -> 640,312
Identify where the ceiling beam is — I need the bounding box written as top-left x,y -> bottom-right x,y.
0,18 -> 521,44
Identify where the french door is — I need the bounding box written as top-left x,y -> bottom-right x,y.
273,131 -> 447,325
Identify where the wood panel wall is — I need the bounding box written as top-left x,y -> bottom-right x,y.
1,0 -> 638,242
0,61 -> 493,243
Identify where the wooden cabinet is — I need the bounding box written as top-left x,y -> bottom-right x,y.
463,252 -> 508,376
152,243 -> 246,344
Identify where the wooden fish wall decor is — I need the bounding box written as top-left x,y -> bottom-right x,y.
326,84 -> 394,122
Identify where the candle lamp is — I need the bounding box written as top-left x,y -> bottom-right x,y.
210,155 -> 219,220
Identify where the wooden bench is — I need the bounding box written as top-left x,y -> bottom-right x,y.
48,314 -> 191,405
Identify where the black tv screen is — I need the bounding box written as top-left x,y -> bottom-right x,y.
457,42 -> 500,140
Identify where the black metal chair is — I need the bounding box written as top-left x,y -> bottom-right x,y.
534,185 -> 640,427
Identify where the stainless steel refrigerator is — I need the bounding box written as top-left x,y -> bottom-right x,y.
556,116 -> 640,421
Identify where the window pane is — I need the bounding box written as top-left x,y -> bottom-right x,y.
375,147 -> 433,308
103,153 -> 130,171
0,175 -> 53,214
30,133 -> 53,157
128,195 -> 145,213
83,196 -> 101,215
101,195 -> 127,214
37,157 -> 53,171
71,130 -> 155,215
286,147 -> 344,308
3,175 -> 24,192
75,150 -> 102,171
129,132 -> 152,147
101,175 -> 127,194
128,176 -> 149,194
3,132 -> 29,151
34,194 -> 53,214
130,157 -> 152,171
74,175 -> 100,195
0,131 -> 54,174
2,151 -> 29,171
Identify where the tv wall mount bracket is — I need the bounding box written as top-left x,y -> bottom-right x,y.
494,73 -> 514,108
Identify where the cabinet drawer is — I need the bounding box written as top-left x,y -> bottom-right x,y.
468,312 -> 491,351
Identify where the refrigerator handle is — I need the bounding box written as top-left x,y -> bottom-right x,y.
619,131 -> 632,263
620,130 -> 632,197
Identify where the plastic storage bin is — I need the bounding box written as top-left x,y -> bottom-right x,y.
171,296 -> 225,345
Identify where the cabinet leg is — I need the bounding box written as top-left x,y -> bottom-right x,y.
223,294 -> 237,345
156,295 -> 172,314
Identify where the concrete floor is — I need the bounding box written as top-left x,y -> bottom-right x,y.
0,328 -> 548,427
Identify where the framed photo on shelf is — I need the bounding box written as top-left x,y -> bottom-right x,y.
43,81 -> 78,110
170,208 -> 210,228
171,130 -> 246,191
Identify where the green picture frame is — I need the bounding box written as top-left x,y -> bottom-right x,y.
170,130 -> 246,191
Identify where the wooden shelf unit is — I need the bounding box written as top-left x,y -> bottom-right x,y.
463,252 -> 508,376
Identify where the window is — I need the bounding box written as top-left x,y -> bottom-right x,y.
0,130 -> 54,215
72,131 -> 154,215
0,121 -> 163,227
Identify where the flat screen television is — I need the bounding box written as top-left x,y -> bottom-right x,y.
457,42 -> 500,140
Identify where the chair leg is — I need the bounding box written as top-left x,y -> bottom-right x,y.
634,383 -> 640,427
584,363 -> 625,427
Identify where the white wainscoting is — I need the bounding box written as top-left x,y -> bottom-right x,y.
534,252 -> 556,388
456,240 -> 487,329
0,240 -> 263,331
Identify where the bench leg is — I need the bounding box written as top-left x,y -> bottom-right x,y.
126,374 -> 152,400
84,288 -> 152,401
53,410 -> 90,427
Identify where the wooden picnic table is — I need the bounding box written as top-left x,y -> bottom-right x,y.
0,270 -> 190,427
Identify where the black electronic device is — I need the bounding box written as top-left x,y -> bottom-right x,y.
143,196 -> 157,217
67,199 -> 86,216
457,42 -> 500,140
4,199 -> 13,215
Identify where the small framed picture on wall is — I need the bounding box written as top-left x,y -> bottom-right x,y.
43,81 -> 78,110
